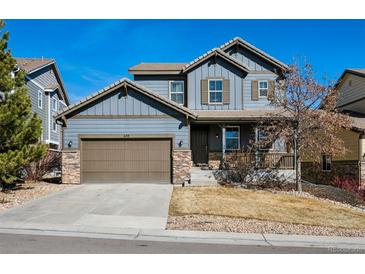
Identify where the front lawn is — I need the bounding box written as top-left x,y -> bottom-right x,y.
169,186 -> 365,230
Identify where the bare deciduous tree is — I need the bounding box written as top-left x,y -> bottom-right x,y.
263,63 -> 352,192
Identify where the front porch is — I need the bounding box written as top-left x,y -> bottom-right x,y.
190,123 -> 294,170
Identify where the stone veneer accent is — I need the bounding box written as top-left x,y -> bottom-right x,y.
208,152 -> 222,169
62,150 -> 81,184
172,150 -> 192,184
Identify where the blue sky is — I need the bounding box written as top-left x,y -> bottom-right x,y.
4,19 -> 365,103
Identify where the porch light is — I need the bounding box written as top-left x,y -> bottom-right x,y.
215,133 -> 219,139
179,140 -> 183,147
68,140 -> 73,148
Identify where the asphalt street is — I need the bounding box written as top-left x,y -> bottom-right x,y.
0,233 -> 360,254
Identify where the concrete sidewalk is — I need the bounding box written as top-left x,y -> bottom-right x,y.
0,225 -> 364,251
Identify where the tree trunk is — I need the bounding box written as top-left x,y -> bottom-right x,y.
294,126 -> 302,192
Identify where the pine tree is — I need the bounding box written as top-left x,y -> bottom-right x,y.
0,20 -> 47,188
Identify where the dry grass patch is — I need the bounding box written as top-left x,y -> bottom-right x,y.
169,186 -> 365,229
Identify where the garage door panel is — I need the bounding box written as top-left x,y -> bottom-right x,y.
81,139 -> 171,184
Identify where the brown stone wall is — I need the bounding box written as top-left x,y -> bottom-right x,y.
302,160 -> 359,186
208,152 -> 222,169
173,150 -> 192,184
360,161 -> 365,190
62,150 -> 80,184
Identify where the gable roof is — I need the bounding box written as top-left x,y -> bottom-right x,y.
337,69 -> 365,86
219,37 -> 289,71
129,63 -> 187,75
15,57 -> 55,74
56,78 -> 197,121
182,48 -> 250,73
15,57 -> 70,105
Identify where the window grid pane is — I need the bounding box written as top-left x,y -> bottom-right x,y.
225,128 -> 239,150
209,80 -> 223,103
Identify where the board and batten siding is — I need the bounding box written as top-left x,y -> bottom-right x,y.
187,58 -> 278,110
63,87 -> 189,149
337,74 -> 365,108
224,47 -> 277,72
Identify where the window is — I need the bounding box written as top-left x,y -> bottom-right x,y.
37,90 -> 43,109
208,79 -> 223,104
52,97 -> 58,111
259,80 -> 268,98
52,119 -> 57,133
224,127 -> 240,151
169,81 -> 184,105
258,128 -> 270,151
322,155 -> 332,171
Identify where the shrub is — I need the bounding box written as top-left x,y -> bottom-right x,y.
24,150 -> 61,182
330,176 -> 365,200
222,150 -> 288,189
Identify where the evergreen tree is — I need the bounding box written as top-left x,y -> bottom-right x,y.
0,20 -> 47,188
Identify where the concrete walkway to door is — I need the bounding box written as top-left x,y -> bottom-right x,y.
0,184 -> 173,231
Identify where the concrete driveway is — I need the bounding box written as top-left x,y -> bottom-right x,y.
0,184 -> 173,231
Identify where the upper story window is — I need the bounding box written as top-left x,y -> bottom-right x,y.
208,79 -> 223,104
259,80 -> 268,98
37,90 -> 43,109
322,155 -> 332,171
52,97 -> 58,111
224,126 -> 240,151
52,118 -> 57,133
169,81 -> 184,105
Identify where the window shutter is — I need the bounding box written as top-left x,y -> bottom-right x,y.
223,79 -> 230,104
251,80 -> 258,101
268,80 -> 275,101
201,79 -> 208,105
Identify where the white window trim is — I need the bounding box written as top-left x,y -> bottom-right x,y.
37,90 -> 43,109
208,79 -> 223,105
52,118 -> 57,133
321,154 -> 332,172
257,127 -> 270,151
258,80 -> 268,99
224,126 -> 240,151
169,80 -> 184,105
51,97 -> 58,111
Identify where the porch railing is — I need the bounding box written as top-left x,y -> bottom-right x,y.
226,152 -> 294,170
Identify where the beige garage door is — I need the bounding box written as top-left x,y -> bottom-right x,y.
81,139 -> 171,184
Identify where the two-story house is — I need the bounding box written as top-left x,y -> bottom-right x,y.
56,37 -> 293,185
15,58 -> 70,150
302,69 -> 365,189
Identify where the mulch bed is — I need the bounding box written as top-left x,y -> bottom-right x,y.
167,215 -> 365,237
0,181 -> 71,211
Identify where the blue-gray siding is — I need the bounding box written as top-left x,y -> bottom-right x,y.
134,75 -> 186,105
64,87 -> 189,149
187,59 -> 277,110
64,118 -> 189,149
26,80 -> 48,141
25,65 -> 67,147
29,66 -> 59,88
224,46 -> 277,72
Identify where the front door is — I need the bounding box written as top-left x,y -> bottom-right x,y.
191,126 -> 208,164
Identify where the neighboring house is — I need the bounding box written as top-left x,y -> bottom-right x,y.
56,37 -> 294,185
15,58 -> 70,150
302,69 -> 365,189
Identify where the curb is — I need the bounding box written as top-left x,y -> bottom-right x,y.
0,226 -> 364,250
